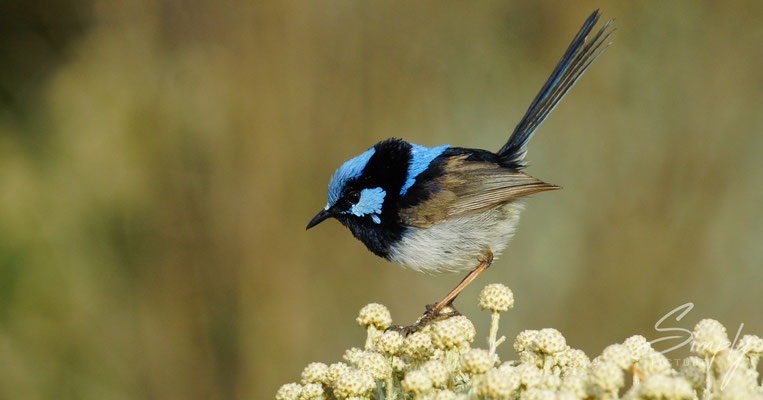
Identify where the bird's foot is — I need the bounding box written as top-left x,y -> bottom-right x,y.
387,303 -> 461,336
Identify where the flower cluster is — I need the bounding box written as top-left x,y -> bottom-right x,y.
276,284 -> 763,400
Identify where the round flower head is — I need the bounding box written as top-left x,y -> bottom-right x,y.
567,348 -> 591,371
539,375 -> 562,391
712,348 -> 747,375
514,330 -> 539,353
343,348 -> 365,366
591,360 -> 624,393
433,391 -> 460,400
520,349 -> 544,368
556,391 -> 580,400
432,316 -> 475,349
635,351 -> 673,377
421,360 -> 450,387
692,318 -> 730,356
390,356 -> 408,373
622,335 -> 652,363
522,387 -> 556,400
451,316 -> 476,344
679,356 -> 706,389
357,352 -> 391,380
401,370 -> 433,394
276,383 -> 302,400
481,368 -> 520,398
478,283 -> 514,312
560,374 -> 587,398
356,303 -> 392,330
516,363 -> 542,388
534,328 -> 567,354
327,362 -> 352,384
299,383 -> 324,400
333,370 -> 375,398
460,348 -> 496,374
375,330 -> 404,355
404,331 -> 434,359
301,362 -> 329,384
601,343 -> 632,370
737,334 -> 763,356
638,374 -> 694,400
549,346 -> 572,369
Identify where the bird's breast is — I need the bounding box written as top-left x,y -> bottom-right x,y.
388,202 -> 524,273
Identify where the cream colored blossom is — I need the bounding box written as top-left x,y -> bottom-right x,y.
591,360 -> 624,392
601,343 -> 632,370
357,352 -> 391,380
534,328 -> 567,354
404,331 -> 434,358
560,373 -> 587,397
516,363 -> 542,388
401,370 -> 433,394
514,330 -> 539,353
334,370 -> 375,398
478,283 -> 514,312
637,374 -> 694,400
461,348 -> 496,374
375,330 -> 404,355
567,348 -> 591,371
301,362 -> 329,384
343,348 -> 365,366
276,383 -> 302,400
421,360 -> 449,387
327,362 -> 351,384
692,318 -> 731,356
481,368 -> 520,398
635,351 -> 673,377
391,356 -> 407,372
521,387 -> 556,400
356,303 -> 392,330
432,316 -> 474,349
299,383 -> 323,400
520,349 -> 544,368
679,356 -> 706,389
433,391 -> 460,400
623,335 -> 652,363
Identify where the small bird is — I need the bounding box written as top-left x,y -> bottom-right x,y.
307,10 -> 613,332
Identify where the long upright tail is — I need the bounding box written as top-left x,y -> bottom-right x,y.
498,10 -> 614,167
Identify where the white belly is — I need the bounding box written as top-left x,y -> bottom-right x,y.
388,202 -> 524,273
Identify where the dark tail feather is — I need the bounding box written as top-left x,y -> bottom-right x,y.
498,10 -> 614,167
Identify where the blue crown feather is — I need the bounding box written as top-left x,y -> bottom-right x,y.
400,143 -> 450,196
326,147 -> 376,208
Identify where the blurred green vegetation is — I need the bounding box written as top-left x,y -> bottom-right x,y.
0,1 -> 760,399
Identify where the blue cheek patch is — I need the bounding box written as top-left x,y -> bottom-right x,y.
326,147 -> 376,208
344,187 -> 386,224
400,143 -> 449,196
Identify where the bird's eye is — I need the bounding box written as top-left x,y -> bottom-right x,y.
346,191 -> 361,204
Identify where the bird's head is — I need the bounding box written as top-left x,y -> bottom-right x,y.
306,138 -> 449,231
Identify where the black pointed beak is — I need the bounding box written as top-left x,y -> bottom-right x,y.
306,208 -> 333,230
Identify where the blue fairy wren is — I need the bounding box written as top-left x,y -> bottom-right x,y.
307,10 -> 613,332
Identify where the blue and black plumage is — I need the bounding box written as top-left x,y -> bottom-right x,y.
307,10 -> 613,331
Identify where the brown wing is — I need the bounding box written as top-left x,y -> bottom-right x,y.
400,155 -> 560,228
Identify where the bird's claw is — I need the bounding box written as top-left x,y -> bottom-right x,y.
385,303 -> 462,336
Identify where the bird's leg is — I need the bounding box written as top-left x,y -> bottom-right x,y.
389,251 -> 494,335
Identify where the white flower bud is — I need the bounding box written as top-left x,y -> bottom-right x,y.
275,383 -> 302,400
478,283 -> 514,312
356,303 -> 392,330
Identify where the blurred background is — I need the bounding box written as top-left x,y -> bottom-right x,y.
0,1 -> 760,399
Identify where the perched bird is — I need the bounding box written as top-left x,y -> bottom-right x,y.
307,10 -> 614,332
